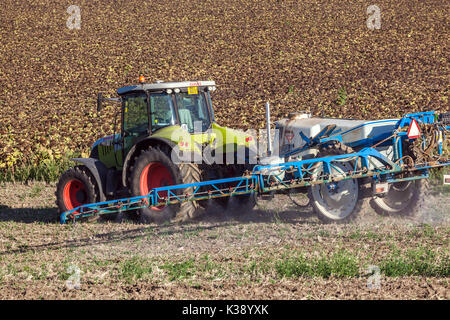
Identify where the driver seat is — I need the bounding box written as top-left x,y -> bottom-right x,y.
178,109 -> 193,131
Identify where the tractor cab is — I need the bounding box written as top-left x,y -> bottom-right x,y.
117,79 -> 216,137
94,79 -> 219,169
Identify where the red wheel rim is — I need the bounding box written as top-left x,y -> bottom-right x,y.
139,163 -> 174,210
63,179 -> 88,213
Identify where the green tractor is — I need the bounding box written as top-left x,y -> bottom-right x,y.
56,79 -> 256,223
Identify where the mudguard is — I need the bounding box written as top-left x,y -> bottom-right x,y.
72,158 -> 108,201
121,136 -> 204,187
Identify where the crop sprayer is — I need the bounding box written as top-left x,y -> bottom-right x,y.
57,79 -> 450,224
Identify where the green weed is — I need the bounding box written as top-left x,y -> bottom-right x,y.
119,257 -> 153,283
336,87 -> 347,106
161,258 -> 195,281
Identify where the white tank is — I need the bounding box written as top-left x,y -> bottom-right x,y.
275,113 -> 399,155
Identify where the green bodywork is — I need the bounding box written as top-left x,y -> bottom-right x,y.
96,123 -> 254,170
93,88 -> 254,170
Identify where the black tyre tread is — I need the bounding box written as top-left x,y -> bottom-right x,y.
174,163 -> 204,222
370,178 -> 429,217
208,162 -> 257,213
55,165 -> 99,222
226,147 -> 257,212
309,142 -> 362,224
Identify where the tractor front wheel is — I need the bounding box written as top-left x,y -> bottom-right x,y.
55,166 -> 99,222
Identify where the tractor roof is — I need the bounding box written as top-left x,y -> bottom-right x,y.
117,80 -> 216,95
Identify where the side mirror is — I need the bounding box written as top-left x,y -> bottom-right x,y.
97,93 -> 103,112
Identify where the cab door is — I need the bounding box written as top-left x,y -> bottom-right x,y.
122,92 -> 149,161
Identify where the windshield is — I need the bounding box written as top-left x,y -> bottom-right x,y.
175,93 -> 211,133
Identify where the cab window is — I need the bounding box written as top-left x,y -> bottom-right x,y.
150,93 -> 175,132
175,92 -> 211,133
123,94 -> 148,135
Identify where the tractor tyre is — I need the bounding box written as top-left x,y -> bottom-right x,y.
223,164 -> 257,212
129,147 -> 202,224
55,166 -> 100,222
370,179 -> 428,216
308,143 -> 362,224
174,163 -> 204,222
211,148 -> 257,214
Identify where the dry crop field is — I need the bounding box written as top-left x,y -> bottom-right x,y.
0,0 -> 449,300
0,0 -> 448,177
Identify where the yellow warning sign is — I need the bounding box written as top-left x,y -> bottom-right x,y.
188,86 -> 198,95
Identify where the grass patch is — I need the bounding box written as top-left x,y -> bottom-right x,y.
23,264 -> 48,280
118,257 -> 153,283
0,155 -> 78,183
275,250 -> 359,279
29,184 -> 44,198
380,247 -> 449,277
161,258 -> 196,281
275,248 -> 448,279
275,254 -> 311,278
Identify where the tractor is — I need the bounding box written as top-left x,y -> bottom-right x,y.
56,78 -> 255,223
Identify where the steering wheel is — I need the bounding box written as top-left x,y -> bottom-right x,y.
126,123 -> 148,136
154,117 -> 166,124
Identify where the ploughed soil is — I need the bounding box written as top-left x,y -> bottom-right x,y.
0,0 -> 448,171
0,182 -> 448,299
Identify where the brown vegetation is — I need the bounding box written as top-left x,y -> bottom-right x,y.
0,0 -> 448,171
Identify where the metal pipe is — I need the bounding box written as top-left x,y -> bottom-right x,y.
265,101 -> 272,156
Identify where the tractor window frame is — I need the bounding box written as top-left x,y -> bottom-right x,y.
205,91 -> 215,123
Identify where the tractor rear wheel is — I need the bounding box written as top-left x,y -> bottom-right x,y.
55,166 -> 99,222
208,155 -> 257,214
221,164 -> 256,212
129,147 -> 202,223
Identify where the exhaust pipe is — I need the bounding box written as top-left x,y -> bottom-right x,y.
265,101 -> 272,156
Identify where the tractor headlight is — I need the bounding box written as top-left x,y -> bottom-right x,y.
166,89 -> 173,94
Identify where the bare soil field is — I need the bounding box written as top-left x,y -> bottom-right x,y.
0,182 -> 448,299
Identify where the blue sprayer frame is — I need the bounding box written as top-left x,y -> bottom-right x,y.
61,111 -> 449,224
